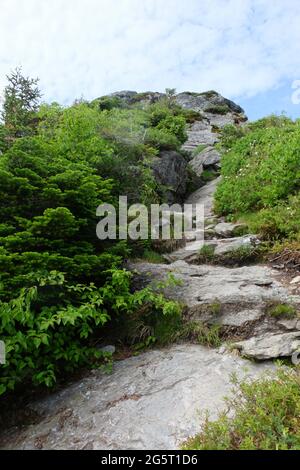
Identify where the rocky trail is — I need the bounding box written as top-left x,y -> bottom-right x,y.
1,92 -> 300,450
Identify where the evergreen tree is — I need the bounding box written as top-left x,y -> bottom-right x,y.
1,67 -> 42,140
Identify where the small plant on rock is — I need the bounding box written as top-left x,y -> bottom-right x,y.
266,302 -> 297,319
198,244 -> 216,263
179,321 -> 222,348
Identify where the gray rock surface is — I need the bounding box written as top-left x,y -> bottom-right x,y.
182,119 -> 219,152
235,332 -> 300,360
104,89 -> 246,160
176,91 -> 246,153
131,260 -> 300,357
214,222 -> 247,238
185,177 -> 220,217
189,156 -> 204,177
108,90 -> 165,105
2,91 -> 296,451
151,150 -> 188,203
131,260 -> 296,311
175,91 -> 245,115
0,345 -> 274,450
205,112 -> 245,128
209,234 -> 260,256
190,146 -> 221,173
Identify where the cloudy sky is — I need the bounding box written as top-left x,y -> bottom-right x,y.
1,0 -> 300,120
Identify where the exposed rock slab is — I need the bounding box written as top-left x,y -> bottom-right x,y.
0,345 -> 274,450
207,234 -> 260,256
214,222 -> 247,238
235,332 -> 300,360
205,112 -> 245,128
189,147 -> 221,174
131,261 -> 294,309
131,260 -> 300,357
185,177 -> 220,217
151,150 -> 188,203
167,234 -> 259,264
175,91 -> 245,115
182,120 -> 219,151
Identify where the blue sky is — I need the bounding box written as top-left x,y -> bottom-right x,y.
1,0 -> 300,121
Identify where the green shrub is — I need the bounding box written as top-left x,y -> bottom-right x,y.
96,96 -> 125,111
204,104 -> 230,115
182,368 -> 300,450
0,82 -> 189,396
181,109 -> 203,124
267,303 -> 297,319
215,116 -> 300,217
0,270 -> 181,395
140,249 -> 165,264
144,127 -> 180,150
201,169 -> 219,182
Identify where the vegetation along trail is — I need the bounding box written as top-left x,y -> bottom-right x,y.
1,74 -> 300,449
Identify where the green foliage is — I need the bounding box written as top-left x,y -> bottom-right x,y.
0,76 -> 189,396
198,244 -> 216,263
215,116 -> 300,216
217,245 -> 262,266
0,270 -> 182,395
204,104 -> 230,115
201,169 -> 219,182
1,67 -> 42,140
242,194 -> 300,241
214,115 -> 300,246
97,96 -> 125,111
181,109 -> 203,124
267,303 -> 297,319
144,127 -> 180,150
155,114 -> 187,144
179,321 -> 222,348
192,144 -> 207,156
198,243 -> 262,266
111,274 -> 183,348
217,124 -> 246,151
183,368 -> 300,450
139,249 -> 165,264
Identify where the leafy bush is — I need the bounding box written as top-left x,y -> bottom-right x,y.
0,270 -> 181,395
215,116 -> 300,245
97,96 -> 124,111
215,116 -> 300,215
183,368 -> 300,450
144,127 -> 180,150
0,75 -> 188,396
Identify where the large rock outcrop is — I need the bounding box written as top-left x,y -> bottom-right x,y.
131,260 -> 300,360
104,89 -> 247,155
189,146 -> 221,175
176,91 -> 247,154
100,90 -> 247,194
0,345 -> 273,450
151,150 -> 188,203
175,90 -> 244,115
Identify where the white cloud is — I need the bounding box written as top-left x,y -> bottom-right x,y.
0,0 -> 300,104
